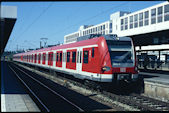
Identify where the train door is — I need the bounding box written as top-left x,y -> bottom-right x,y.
62,49 -> 66,70
77,47 -> 83,74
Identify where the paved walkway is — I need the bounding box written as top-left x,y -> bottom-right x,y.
1,61 -> 40,112
139,71 -> 169,85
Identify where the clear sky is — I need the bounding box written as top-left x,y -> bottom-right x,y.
2,1 -> 165,51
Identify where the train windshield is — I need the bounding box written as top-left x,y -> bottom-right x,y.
106,40 -> 134,67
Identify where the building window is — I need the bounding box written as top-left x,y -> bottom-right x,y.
83,51 -> 88,64
109,23 -> 112,29
121,19 -> 124,30
158,6 -> 163,23
72,51 -> 76,63
164,4 -> 169,21
103,25 -> 105,30
139,13 -> 143,27
130,16 -> 133,29
134,14 -> 138,28
67,52 -> 70,62
151,8 -> 156,24
144,11 -> 149,26
109,29 -> 112,33
109,23 -> 112,33
125,17 -> 128,30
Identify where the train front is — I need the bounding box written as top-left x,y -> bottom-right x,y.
103,35 -> 138,82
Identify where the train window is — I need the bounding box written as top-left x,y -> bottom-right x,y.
62,53 -> 64,62
92,48 -> 95,58
48,54 -> 50,65
50,52 -> 53,65
37,54 -> 38,61
80,51 -> 82,63
56,53 -> 58,61
43,53 -> 46,64
60,52 -> 62,62
45,54 -> 47,61
67,52 -> 70,62
32,54 -> 33,62
38,53 -> 41,63
48,52 -> 53,65
83,51 -> 89,64
65,52 -> 67,62
53,52 -> 55,61
34,54 -> 37,63
77,51 -> 79,63
72,51 -> 76,63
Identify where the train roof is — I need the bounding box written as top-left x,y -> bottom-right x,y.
13,36 -> 102,56
13,35 -> 132,56
77,34 -> 131,42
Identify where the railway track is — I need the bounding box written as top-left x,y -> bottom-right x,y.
54,74 -> 169,111
11,61 -> 169,111
8,63 -> 84,112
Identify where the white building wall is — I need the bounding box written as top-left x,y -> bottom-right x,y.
118,1 -> 169,37
64,1 -> 169,44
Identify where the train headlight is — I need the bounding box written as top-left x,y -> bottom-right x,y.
102,66 -> 111,71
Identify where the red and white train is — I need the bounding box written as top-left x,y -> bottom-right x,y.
13,34 -> 138,83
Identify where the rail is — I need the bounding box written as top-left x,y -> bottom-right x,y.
8,63 -> 84,112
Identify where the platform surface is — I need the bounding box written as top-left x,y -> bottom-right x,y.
139,71 -> 169,85
1,61 -> 40,112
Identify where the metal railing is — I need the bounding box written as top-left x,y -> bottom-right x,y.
138,61 -> 169,71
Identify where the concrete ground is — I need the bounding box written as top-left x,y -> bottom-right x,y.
1,61 -> 40,112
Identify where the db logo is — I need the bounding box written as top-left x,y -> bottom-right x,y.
120,68 -> 126,72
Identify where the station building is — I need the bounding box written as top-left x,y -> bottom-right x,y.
64,1 -> 169,66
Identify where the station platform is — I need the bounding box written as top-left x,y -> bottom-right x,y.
1,61 -> 40,112
139,71 -> 169,85
139,70 -> 169,102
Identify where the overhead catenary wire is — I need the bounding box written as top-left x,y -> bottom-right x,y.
15,5 -> 35,39
14,2 -> 54,45
47,2 -> 90,45
6,5 -> 35,52
47,1 -> 130,38
12,2 -> 130,51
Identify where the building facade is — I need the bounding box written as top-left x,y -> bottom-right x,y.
64,1 -> 169,45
